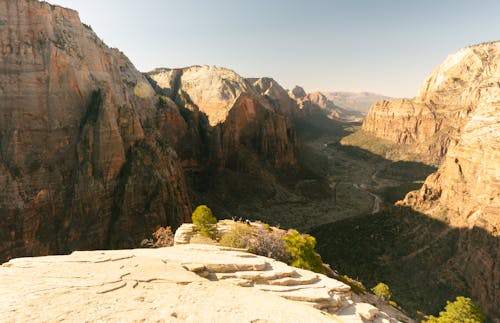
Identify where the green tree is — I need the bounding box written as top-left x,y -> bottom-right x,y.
423,296 -> 485,323
282,230 -> 324,273
371,282 -> 392,301
191,205 -> 217,238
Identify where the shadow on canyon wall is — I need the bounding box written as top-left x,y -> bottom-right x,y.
310,206 -> 499,321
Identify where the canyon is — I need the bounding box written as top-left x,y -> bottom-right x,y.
0,0 -> 498,321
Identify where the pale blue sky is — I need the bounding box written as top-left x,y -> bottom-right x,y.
49,0 -> 500,97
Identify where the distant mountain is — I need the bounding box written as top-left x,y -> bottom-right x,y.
324,92 -> 392,114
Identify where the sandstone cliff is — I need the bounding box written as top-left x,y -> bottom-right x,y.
149,66 -> 298,171
289,87 -> 365,122
361,41 -> 500,163
357,41 -> 500,319
1,244 -> 413,322
0,0 -> 192,261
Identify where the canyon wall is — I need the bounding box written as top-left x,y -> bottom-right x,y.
362,42 -> 500,163
0,0 -> 193,260
360,41 -> 500,318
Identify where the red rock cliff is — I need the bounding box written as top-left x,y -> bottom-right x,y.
0,0 -> 192,261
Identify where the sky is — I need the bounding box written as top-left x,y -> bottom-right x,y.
48,0 -> 500,98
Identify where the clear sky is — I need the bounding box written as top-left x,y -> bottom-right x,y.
48,0 -> 500,97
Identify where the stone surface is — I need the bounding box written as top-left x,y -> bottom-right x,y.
0,0 -> 191,262
0,244 -> 411,322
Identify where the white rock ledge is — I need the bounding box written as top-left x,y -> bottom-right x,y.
1,244 -> 411,322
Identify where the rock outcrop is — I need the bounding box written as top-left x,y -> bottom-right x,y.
361,41 -> 500,163
0,0 -> 194,261
0,244 -> 412,322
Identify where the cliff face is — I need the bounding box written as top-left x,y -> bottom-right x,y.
149,67 -> 298,170
361,42 -> 500,318
362,42 -> 500,163
0,0 -> 192,261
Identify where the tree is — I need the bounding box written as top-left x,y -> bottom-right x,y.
371,282 -> 392,301
282,230 -> 325,273
423,296 -> 485,323
191,205 -> 217,238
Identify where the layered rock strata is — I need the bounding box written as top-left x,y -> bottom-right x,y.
0,244 -> 412,322
0,0 -> 194,261
362,41 -> 500,163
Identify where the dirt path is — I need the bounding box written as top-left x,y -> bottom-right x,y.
352,183 -> 382,214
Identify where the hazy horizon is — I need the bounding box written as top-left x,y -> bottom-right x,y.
48,0 -> 500,97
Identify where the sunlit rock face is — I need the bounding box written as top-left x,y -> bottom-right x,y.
362,41 -> 500,163
371,41 -> 500,318
149,66 -> 298,171
0,0 -> 192,261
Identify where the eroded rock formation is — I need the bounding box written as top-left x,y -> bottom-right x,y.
0,0 -> 194,261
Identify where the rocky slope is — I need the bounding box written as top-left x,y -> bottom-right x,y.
1,243 -> 413,322
0,0 -> 193,261
361,41 -> 500,163
291,87 -> 365,122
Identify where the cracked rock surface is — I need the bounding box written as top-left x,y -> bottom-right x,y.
1,244 -> 410,322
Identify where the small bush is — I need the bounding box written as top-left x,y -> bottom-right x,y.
219,223 -> 252,249
282,230 -> 325,273
191,205 -> 217,239
371,282 -> 392,301
423,296 -> 485,323
248,227 -> 293,264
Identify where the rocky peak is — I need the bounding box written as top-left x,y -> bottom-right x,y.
150,65 -> 255,126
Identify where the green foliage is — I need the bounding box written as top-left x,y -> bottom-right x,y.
191,205 -> 217,239
219,223 -> 252,249
282,230 -> 325,273
371,282 -> 392,301
388,300 -> 399,308
336,274 -> 366,294
423,296 -> 485,323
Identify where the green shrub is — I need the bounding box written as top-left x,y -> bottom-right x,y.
191,205 -> 217,239
219,223 -> 252,249
371,282 -> 392,301
423,296 -> 485,323
282,230 -> 325,273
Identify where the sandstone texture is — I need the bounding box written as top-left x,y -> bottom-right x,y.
0,244 -> 412,322
362,41 -> 500,163
0,0 -> 192,261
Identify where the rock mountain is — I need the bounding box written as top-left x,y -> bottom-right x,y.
0,0 -> 300,261
360,41 -> 500,319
